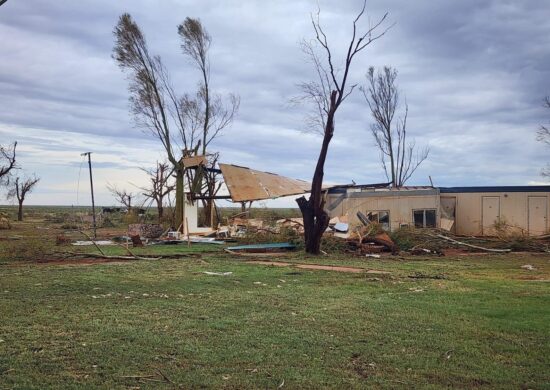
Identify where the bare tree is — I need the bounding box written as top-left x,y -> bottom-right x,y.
0,141 -> 17,184
362,66 -> 429,187
140,162 -> 175,222
295,2 -> 389,255
178,17 -> 239,226
0,1 -> 9,7
7,175 -> 39,221
537,96 -> 550,176
107,183 -> 136,210
113,14 -> 238,229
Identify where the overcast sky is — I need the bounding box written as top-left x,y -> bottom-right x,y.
1,0 -> 549,207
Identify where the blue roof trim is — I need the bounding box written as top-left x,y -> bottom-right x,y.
439,186 -> 550,193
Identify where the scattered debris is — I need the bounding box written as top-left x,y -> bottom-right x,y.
356,211 -> 371,226
346,227 -> 398,255
333,222 -> 349,233
128,224 -> 164,239
130,235 -> 144,248
203,271 -> 233,276
72,240 -> 115,246
55,234 -> 71,245
224,249 -> 291,257
226,242 -> 296,253
521,264 -> 536,271
432,233 -> 511,253
60,251 -> 162,261
244,260 -> 369,274
366,270 -> 391,275
166,231 -> 180,239
188,237 -> 225,245
408,272 -> 447,280
440,218 -> 454,232
410,247 -> 443,256
365,254 -> 381,258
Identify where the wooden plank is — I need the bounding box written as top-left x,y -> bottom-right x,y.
181,155 -> 207,168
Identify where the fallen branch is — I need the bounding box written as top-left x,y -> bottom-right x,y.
57,251 -> 201,261
433,234 -> 511,253
59,251 -> 161,261
156,369 -> 175,385
78,230 -> 106,256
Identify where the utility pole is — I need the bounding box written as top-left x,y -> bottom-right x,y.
81,152 -> 97,239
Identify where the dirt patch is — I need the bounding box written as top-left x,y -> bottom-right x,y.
244,260 -> 291,267
245,260 -> 389,274
296,264 -> 364,273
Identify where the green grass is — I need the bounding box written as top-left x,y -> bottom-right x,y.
1,211 -> 549,388
1,250 -> 549,389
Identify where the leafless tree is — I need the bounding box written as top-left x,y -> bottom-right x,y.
362,66 -> 429,187
7,175 -> 39,221
537,96 -> 550,176
113,14 -> 237,229
0,1 -> 9,7
0,141 -> 17,184
140,162 -> 175,222
107,183 -> 136,210
178,17 -> 239,225
295,2 -> 389,254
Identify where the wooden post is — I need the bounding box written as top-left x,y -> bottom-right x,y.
210,200 -> 215,228
181,191 -> 186,234
185,217 -> 190,247
81,152 -> 97,239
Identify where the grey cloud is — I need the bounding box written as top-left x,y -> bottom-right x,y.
0,0 -> 549,205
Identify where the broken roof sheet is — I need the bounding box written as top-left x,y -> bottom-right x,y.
219,163 -> 311,202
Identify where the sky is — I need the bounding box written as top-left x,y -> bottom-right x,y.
1,0 -> 549,207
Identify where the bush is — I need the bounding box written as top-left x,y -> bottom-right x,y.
0,212 -> 11,230
389,227 -> 419,251
239,227 -> 304,248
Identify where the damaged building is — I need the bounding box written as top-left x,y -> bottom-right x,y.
325,185 -> 550,236
181,155 -> 550,237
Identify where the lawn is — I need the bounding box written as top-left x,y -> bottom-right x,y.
0,214 -> 549,388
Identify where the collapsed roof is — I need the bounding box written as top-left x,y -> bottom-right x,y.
219,163 -> 311,202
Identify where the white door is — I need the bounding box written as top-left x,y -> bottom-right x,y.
482,196 -> 500,235
528,197 -> 547,235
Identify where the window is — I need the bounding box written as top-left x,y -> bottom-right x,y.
413,209 -> 436,228
367,211 -> 390,230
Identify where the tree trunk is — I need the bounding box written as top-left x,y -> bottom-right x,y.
17,201 -> 23,221
175,168 -> 184,230
202,198 -> 212,227
157,203 -> 164,223
297,91 -> 337,255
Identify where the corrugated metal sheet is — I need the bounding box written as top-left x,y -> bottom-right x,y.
219,164 -> 311,202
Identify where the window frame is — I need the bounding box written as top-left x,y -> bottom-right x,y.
366,210 -> 391,231
412,208 -> 437,228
